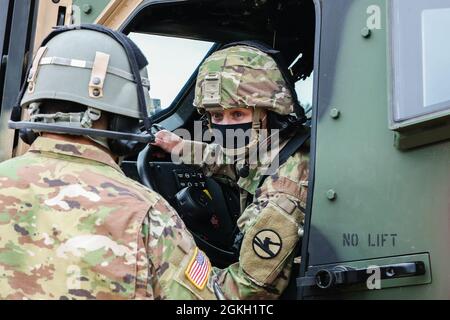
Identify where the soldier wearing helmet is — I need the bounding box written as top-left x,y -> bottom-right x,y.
0,25 -> 218,300
154,44 -> 310,299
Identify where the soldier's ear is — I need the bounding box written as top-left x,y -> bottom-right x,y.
91,113 -> 109,131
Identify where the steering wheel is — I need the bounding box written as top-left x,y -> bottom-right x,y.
136,140 -> 240,268
137,144 -> 157,191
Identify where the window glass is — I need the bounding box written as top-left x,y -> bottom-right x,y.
392,0 -> 450,123
296,73 -> 314,118
291,52 -> 314,118
128,33 -> 214,115
422,8 -> 450,108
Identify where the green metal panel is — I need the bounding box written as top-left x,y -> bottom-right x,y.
72,0 -> 111,24
306,0 -> 450,299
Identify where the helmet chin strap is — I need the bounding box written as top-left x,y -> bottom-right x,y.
237,108 -> 263,177
248,107 -> 262,163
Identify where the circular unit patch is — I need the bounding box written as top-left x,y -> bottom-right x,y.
252,229 -> 282,259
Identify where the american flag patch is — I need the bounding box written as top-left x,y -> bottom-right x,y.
185,248 -> 211,290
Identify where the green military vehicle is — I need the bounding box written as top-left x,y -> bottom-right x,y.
0,0 -> 448,300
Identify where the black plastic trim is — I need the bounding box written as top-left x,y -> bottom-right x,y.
298,0 -> 322,300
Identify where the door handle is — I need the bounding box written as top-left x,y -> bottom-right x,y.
298,261 -> 426,289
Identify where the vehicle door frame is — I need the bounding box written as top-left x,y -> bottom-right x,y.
0,0 -> 38,161
114,0 -> 323,300
297,0 -> 322,300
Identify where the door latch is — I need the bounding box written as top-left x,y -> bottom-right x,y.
298,261 -> 426,289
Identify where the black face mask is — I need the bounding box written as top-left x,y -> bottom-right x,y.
211,122 -> 253,149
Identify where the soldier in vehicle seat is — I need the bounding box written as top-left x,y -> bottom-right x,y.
154,43 -> 310,299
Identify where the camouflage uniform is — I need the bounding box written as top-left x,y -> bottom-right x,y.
178,45 -> 310,299
0,25 -> 220,300
0,137 -> 216,300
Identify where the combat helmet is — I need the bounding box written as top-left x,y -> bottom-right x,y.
194,43 -> 299,117
194,42 -> 305,172
9,24 -> 154,156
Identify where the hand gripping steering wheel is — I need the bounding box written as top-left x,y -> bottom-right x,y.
136,126 -> 239,268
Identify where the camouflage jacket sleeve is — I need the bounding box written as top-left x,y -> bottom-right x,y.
143,196 -> 217,300
176,140 -> 237,180
213,150 -> 309,300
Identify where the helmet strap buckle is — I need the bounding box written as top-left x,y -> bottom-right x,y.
28,102 -> 42,117
81,107 -> 102,128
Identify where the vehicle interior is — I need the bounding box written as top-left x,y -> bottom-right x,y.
120,0 -> 316,298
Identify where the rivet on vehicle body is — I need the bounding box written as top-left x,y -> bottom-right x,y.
92,77 -> 101,85
326,189 -> 337,201
330,108 -> 340,119
361,27 -> 372,38
82,4 -> 93,14
93,89 -> 100,97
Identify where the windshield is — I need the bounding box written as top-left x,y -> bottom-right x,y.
129,33 -> 214,115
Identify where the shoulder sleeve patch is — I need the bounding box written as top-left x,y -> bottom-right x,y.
185,248 -> 211,290
240,201 -> 300,285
